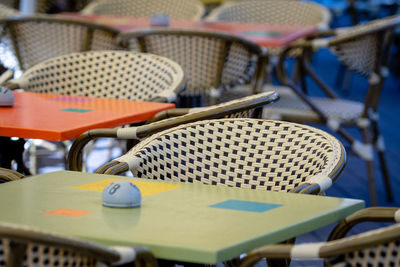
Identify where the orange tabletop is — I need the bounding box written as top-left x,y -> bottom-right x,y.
0,92 -> 174,141
60,13 -> 317,48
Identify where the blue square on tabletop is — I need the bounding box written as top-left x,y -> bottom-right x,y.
209,200 -> 282,213
60,108 -> 92,113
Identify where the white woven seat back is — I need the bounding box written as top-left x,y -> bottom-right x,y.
326,224 -> 400,267
122,119 -> 342,192
207,0 -> 330,28
0,17 -> 119,72
329,17 -> 395,77
81,0 -> 205,21
122,31 -> 259,104
17,50 -> 184,101
0,239 -> 98,267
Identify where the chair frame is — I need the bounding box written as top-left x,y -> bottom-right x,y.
0,14 -> 120,72
94,117 -> 346,195
67,91 -> 280,172
238,207 -> 400,267
272,15 -> 400,206
118,28 -> 268,106
81,0 -> 205,21
0,223 -> 159,267
0,167 -> 24,182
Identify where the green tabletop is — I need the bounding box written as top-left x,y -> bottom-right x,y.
0,171 -> 364,264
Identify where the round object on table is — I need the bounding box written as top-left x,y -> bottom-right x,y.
0,87 -> 14,107
150,13 -> 170,27
102,180 -> 141,208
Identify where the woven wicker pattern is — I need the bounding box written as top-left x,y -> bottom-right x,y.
0,240 -> 98,267
117,119 -> 342,192
326,225 -> 400,267
120,30 -> 262,105
81,0 -> 204,21
206,0 -> 330,28
0,16 -> 119,72
14,50 -> 184,101
328,17 -> 395,77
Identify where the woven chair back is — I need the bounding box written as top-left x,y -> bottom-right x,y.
81,0 -> 205,21
0,223 -> 120,267
206,0 -> 330,29
13,50 -> 185,101
117,118 -> 343,192
0,15 -> 120,72
328,16 -> 397,77
325,224 -> 400,267
119,29 -> 264,106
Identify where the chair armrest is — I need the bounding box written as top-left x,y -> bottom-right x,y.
67,129 -> 118,171
0,69 -> 14,85
148,108 -> 190,123
328,207 -> 400,241
239,244 -> 296,267
0,167 -> 24,182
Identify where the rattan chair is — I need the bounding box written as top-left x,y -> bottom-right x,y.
118,29 -> 267,107
3,50 -> 185,174
67,91 -> 279,172
0,0 -> 51,13
81,0 -> 205,21
0,167 -> 24,183
0,222 -> 158,267
206,0 -> 331,55
96,118 -> 345,195
262,15 -> 400,206
239,207 -> 400,267
5,50 -> 185,102
0,14 -> 120,75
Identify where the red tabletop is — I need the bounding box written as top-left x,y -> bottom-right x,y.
60,13 -> 317,48
0,92 -> 174,141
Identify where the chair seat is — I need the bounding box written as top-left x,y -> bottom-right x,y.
263,86 -> 364,124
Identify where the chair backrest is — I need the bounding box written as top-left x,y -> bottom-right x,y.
7,50 -> 185,102
81,0 -> 205,21
114,118 -> 345,192
69,91 -> 279,172
325,224 -> 400,266
0,223 -> 121,266
0,15 -> 120,72
118,29 -> 266,106
327,15 -> 399,78
0,0 -> 54,13
239,223 -> 400,267
206,0 -> 331,30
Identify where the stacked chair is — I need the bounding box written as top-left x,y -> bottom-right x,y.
118,29 -> 267,107
81,0 -> 205,21
0,15 -> 120,76
239,207 -> 400,267
262,15 -> 400,205
68,91 -> 280,172
94,117 -> 346,196
0,222 -> 158,267
3,50 -> 185,174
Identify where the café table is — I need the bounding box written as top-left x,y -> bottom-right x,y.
60,13 -> 318,48
0,91 -> 174,141
0,170 -> 365,264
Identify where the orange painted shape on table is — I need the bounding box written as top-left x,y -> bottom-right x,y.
0,92 -> 174,141
45,208 -> 92,217
59,13 -> 317,47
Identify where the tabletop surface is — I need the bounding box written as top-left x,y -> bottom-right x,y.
61,13 -> 317,47
0,92 -> 174,141
0,171 -> 364,264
